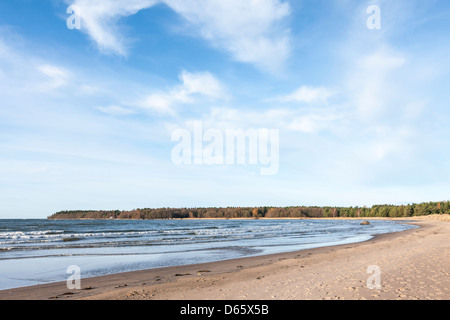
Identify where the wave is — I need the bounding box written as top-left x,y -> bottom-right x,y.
0,230 -> 64,239
0,229 -> 159,241
0,219 -> 415,260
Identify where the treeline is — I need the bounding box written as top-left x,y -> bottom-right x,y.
48,201 -> 450,220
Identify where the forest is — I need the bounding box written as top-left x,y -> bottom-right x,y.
48,200 -> 450,220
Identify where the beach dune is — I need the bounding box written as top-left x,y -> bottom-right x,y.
0,216 -> 448,300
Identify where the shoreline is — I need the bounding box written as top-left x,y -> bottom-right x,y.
0,215 -> 448,300
45,216 -> 431,221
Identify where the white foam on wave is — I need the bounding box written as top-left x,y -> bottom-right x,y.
0,229 -> 160,243
0,230 -> 64,239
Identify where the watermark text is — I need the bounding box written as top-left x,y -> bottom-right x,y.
171,121 -> 279,176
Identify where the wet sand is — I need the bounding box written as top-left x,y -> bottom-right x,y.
0,215 -> 448,300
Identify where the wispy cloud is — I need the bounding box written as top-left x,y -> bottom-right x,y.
67,0 -> 292,72
67,0 -> 159,56
164,0 -> 291,73
286,112 -> 341,134
347,47 -> 406,119
36,64 -> 71,90
96,105 -> 137,116
136,70 -> 227,115
191,102 -> 344,137
277,85 -> 335,105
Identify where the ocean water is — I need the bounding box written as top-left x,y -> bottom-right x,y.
0,218 -> 417,290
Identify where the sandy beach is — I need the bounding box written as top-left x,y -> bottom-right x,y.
0,215 -> 448,300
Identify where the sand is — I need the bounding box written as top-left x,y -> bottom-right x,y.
0,215 -> 449,300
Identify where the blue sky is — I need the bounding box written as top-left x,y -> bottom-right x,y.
1,0 -> 450,218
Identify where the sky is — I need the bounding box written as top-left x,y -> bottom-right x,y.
1,0 -> 450,218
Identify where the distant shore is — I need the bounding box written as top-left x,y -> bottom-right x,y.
1,215 -> 448,300
47,201 -> 450,220
47,216 -> 404,220
45,216 -> 426,222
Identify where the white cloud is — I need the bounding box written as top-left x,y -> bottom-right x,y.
360,126 -> 415,163
67,0 -> 291,71
165,0 -> 291,72
195,103 -> 343,136
96,105 -> 137,116
68,0 -> 159,56
179,70 -> 225,99
138,93 -> 176,115
137,70 -> 226,115
347,47 -> 406,119
37,64 -> 71,90
279,86 -> 335,105
286,113 -> 339,134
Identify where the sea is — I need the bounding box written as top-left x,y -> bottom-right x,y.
0,218 -> 418,290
